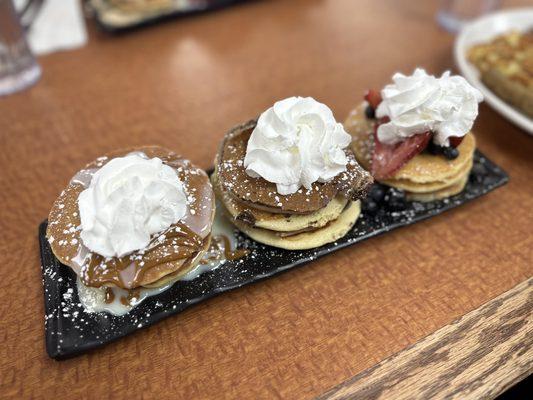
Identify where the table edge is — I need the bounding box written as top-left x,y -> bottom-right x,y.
318,278 -> 533,400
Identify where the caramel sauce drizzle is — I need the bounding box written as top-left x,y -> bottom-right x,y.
104,287 -> 115,304
200,234 -> 249,265
81,223 -> 204,289
120,289 -> 141,306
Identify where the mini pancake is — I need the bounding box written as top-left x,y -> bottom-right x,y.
384,134 -> 474,183
406,173 -> 470,202
46,146 -> 215,289
211,168 -> 348,232
345,104 -> 476,184
382,158 -> 474,194
141,238 -> 211,288
344,105 -> 374,171
217,120 -> 373,215
225,201 -> 361,250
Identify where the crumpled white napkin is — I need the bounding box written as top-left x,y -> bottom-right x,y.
15,0 -> 88,56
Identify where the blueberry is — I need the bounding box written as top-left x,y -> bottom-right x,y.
389,200 -> 406,211
375,207 -> 387,218
365,105 -> 376,119
387,187 -> 405,202
427,141 -> 442,155
384,188 -> 406,211
363,199 -> 379,214
442,146 -> 459,160
370,185 -> 386,203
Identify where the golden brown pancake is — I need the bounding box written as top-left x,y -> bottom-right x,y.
46,146 -> 215,289
406,173 -> 470,202
217,120 -> 373,215
141,239 -> 211,288
225,200 -> 362,250
212,168 -> 348,232
382,158 -> 474,194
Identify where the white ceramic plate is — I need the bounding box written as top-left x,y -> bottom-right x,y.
454,7 -> 533,134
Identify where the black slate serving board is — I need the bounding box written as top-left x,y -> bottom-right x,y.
39,151 -> 508,359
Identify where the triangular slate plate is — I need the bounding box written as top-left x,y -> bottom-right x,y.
39,150 -> 508,359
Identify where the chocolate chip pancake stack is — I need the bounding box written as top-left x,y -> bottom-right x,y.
213,120 -> 373,250
345,104 -> 476,202
46,146 -> 215,291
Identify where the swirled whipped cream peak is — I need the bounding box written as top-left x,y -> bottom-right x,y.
243,96 -> 352,195
376,68 -> 483,146
78,154 -> 188,258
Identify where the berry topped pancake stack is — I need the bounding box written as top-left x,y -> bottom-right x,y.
345,69 -> 483,202
213,97 -> 373,250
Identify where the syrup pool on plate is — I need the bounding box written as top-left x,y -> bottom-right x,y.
76,204 -> 247,316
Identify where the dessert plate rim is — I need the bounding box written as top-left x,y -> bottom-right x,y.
454,7 -> 533,135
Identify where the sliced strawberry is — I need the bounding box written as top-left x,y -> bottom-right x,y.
372,128 -> 431,179
364,89 -> 382,109
449,136 -> 464,148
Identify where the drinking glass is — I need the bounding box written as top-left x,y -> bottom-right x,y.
0,0 -> 41,96
437,0 -> 500,33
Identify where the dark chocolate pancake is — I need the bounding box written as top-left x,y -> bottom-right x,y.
217,120 -> 373,214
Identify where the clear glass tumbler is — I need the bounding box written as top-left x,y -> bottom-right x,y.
437,0 -> 501,33
0,0 -> 41,96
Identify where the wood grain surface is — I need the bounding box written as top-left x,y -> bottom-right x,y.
0,1 -> 532,399
319,278 -> 533,400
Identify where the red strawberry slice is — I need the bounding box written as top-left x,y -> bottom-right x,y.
364,89 -> 382,109
449,136 -> 464,148
372,127 -> 431,179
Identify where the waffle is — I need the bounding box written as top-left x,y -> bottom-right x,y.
468,30 -> 533,117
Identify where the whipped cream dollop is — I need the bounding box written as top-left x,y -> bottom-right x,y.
78,154 -> 188,258
244,96 -> 351,195
376,68 -> 483,146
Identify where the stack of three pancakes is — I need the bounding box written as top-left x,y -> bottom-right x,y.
212,120 -> 374,250
46,146 -> 216,293
345,105 -> 476,202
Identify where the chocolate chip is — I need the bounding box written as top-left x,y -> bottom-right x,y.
365,105 -> 376,119
236,210 -> 256,226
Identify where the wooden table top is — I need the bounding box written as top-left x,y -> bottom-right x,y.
1,1 -> 532,398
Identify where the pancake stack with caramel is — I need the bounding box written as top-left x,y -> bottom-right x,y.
345,104 -> 476,202
212,120 -> 373,250
46,146 -> 215,292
